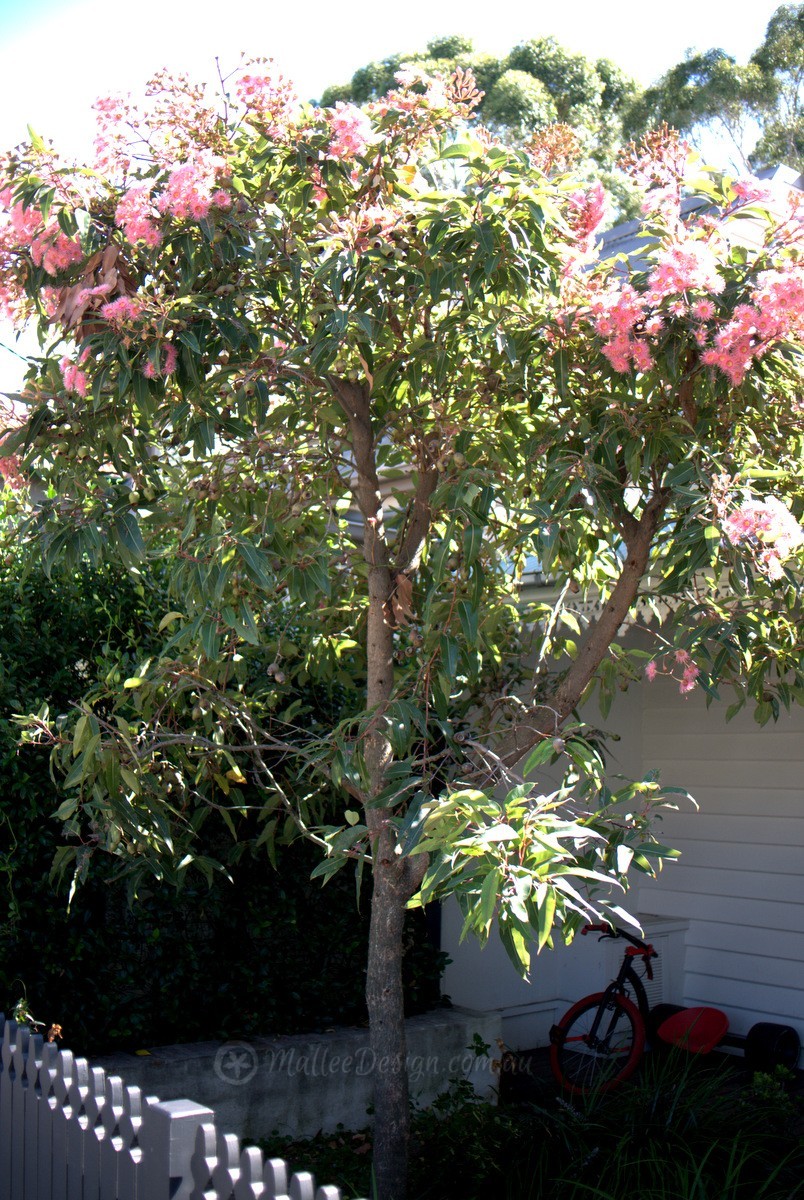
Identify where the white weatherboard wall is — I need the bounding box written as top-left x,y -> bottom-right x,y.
631,675 -> 804,1049
442,673 -> 804,1060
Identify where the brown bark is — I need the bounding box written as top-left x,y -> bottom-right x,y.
332,376 -> 425,1200
497,490 -> 669,768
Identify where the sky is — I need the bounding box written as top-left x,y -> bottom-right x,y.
0,0 -> 787,152
0,0 -> 789,390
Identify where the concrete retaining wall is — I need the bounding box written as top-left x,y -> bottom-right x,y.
92,1007 -> 501,1142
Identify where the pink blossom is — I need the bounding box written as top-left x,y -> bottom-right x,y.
645,660 -> 658,682
630,340 -> 654,372
679,664 -> 700,694
731,177 -> 773,206
101,295 -> 142,326
0,452 -> 24,489
93,93 -> 134,175
75,282 -> 114,305
162,342 -> 178,375
646,240 -> 724,304
702,265 -> 804,385
40,231 -> 83,275
591,282 -> 651,374
235,68 -> 297,139
674,649 -> 690,665
723,496 -> 803,579
60,355 -> 88,397
142,341 -> 178,379
566,182 -> 607,252
691,299 -> 715,320
157,156 -> 230,223
327,103 -> 372,161
116,184 -> 162,248
623,128 -> 690,222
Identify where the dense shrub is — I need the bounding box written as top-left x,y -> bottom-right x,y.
0,557 -> 445,1054
264,1054 -> 804,1200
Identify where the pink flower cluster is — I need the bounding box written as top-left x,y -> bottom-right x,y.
100,295 -> 142,327
0,452 -> 24,490
93,94 -> 134,176
115,155 -> 230,248
367,67 -> 481,149
621,127 -> 690,223
157,156 -> 231,222
235,68 -> 297,140
143,342 -> 178,379
730,177 -> 773,207
722,495 -> 803,580
591,283 -> 654,373
115,184 -> 162,248
646,240 -> 724,305
0,185 -> 83,280
60,347 -> 91,398
566,181 -> 607,252
700,266 -> 804,385
0,400 -> 24,489
644,648 -> 700,695
327,103 -> 372,162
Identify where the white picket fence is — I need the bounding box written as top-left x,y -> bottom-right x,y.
0,1014 -> 367,1200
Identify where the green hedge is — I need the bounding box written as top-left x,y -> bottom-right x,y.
0,562 -> 445,1055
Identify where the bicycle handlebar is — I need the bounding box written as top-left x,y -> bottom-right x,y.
581,922 -> 656,955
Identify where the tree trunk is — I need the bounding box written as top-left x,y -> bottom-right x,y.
366,851 -> 413,1200
332,376 -> 424,1200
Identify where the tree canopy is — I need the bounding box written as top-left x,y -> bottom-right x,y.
321,34 -> 641,211
1,62 -> 803,1200
630,2 -> 804,172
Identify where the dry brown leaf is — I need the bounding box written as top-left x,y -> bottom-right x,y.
389,571 -> 414,627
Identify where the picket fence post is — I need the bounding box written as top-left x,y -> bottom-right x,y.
0,1014 -> 364,1200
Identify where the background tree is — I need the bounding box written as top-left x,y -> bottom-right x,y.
0,538 -> 443,1054
321,34 -> 641,213
1,66 -> 803,1200
629,2 -> 804,172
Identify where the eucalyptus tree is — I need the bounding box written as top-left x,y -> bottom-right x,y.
321,35 -> 641,211
1,63 -> 803,1199
630,2 -> 804,171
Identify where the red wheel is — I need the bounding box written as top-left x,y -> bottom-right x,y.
550,992 -> 645,1095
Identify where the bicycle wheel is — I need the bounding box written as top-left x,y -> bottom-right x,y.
550,991 -> 644,1095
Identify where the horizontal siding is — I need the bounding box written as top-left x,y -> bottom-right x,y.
636,679 -> 804,1057
685,947 -> 804,992
653,787 -> 804,818
653,813 -> 804,846
687,921 -> 804,962
643,731 -> 803,762
657,865 -> 804,906
665,838 -> 804,873
644,758 -> 803,790
683,973 -> 802,1023
640,889 -> 804,934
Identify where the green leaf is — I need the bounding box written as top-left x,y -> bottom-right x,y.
114,511 -> 145,560
536,887 -> 556,952
553,350 -> 569,399
120,766 -> 141,794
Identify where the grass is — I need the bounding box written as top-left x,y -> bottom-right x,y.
260,1053 -> 804,1200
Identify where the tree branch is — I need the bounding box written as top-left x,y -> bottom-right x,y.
496,489 -> 670,768
393,459 -> 440,575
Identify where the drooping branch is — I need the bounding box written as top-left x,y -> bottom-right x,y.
497,489 -> 670,768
